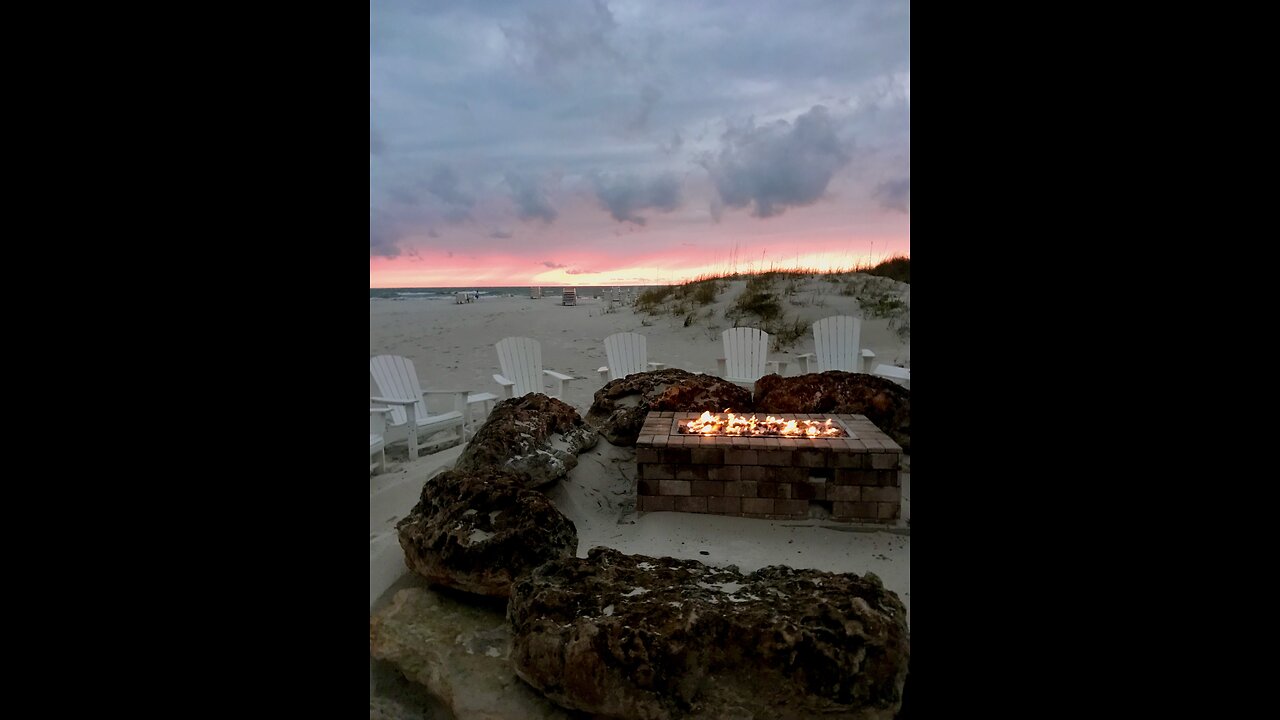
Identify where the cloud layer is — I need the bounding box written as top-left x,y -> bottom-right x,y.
370,0 -> 910,270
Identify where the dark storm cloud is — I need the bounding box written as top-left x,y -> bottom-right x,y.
505,172 -> 558,223
370,211 -> 402,258
627,84 -> 662,134
591,171 -> 681,225
873,177 -> 909,213
426,166 -> 474,209
566,268 -> 598,275
661,130 -> 683,155
490,229 -> 514,239
542,261 -> 567,268
702,105 -> 851,218
501,0 -> 620,75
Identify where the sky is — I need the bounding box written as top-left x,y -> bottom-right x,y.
370,0 -> 909,288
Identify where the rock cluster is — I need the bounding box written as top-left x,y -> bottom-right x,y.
754,371 -> 911,452
508,547 -> 910,719
585,368 -> 753,446
456,394 -> 599,488
396,467 -> 578,597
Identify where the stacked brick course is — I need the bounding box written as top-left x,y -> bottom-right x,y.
635,412 -> 902,523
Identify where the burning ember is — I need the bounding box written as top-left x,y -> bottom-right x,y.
679,410 -> 848,438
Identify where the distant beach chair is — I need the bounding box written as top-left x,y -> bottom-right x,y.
871,363 -> 911,390
494,337 -> 575,399
597,332 -> 666,382
562,288 -> 577,306
717,327 -> 789,389
795,315 -> 876,374
370,407 -> 391,474
369,355 -> 469,459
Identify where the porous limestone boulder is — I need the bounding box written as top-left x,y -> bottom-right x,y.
753,371 -> 911,452
508,547 -> 910,719
456,394 -> 598,489
585,368 -> 753,446
396,467 -> 578,597
370,586 -> 570,719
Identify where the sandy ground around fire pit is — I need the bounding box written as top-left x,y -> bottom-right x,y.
370,277 -> 911,716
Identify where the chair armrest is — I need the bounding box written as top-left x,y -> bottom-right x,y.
422,389 -> 469,413
544,370 -> 574,382
598,366 -> 610,381
647,361 -> 666,370
371,396 -> 416,406
493,374 -> 515,399
858,349 -> 876,374
796,353 -> 815,360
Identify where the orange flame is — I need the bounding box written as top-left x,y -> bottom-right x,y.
678,410 -> 846,438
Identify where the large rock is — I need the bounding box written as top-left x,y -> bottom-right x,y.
396,467 -> 578,597
456,394 -> 598,488
508,547 -> 910,719
371,586 -> 571,719
753,371 -> 911,452
585,369 -> 753,446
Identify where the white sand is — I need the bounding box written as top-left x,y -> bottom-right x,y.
370,276 -> 911,714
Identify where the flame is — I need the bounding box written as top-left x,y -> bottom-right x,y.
679,410 -> 847,438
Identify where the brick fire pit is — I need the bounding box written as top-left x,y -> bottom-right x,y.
635,411 -> 902,523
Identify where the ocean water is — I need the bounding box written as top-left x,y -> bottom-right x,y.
369,285 -> 658,300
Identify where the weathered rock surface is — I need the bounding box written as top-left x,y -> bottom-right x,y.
371,586 -> 571,719
753,371 -> 911,452
397,467 -> 578,597
585,369 -> 753,446
508,547 -> 910,719
456,394 -> 598,488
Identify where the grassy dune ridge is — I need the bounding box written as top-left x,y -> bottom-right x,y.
630,256 -> 911,352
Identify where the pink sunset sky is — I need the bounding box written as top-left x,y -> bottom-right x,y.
371,1 -> 909,288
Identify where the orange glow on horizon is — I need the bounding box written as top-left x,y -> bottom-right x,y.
371,239 -> 909,288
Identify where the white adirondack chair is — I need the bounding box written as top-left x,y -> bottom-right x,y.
370,407 -> 391,474
369,355 -> 469,459
562,288 -> 577,306
494,337 -> 575,399
597,332 -> 666,381
716,327 -> 788,389
872,363 -> 911,389
796,315 -> 877,374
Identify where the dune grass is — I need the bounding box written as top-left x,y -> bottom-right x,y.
634,256 -> 910,348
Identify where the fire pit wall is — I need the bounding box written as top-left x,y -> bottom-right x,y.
635,412 -> 902,523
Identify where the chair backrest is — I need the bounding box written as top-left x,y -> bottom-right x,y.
812,315 -> 863,372
496,336 -> 545,396
369,354 -> 427,427
722,327 -> 770,381
603,332 -> 648,380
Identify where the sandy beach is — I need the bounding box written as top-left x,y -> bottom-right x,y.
370,275 -> 911,717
